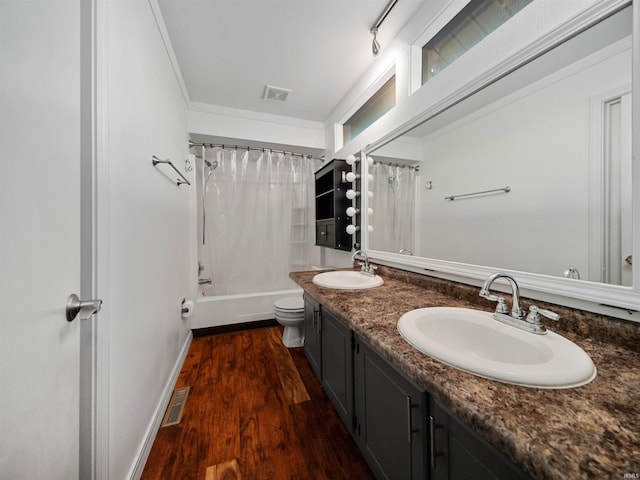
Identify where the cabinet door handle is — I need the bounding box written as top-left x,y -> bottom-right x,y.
314,309 -> 321,334
406,396 -> 413,444
429,415 -> 444,469
430,415 -> 436,468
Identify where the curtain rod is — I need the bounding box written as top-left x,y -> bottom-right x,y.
189,141 -> 325,162
373,159 -> 420,172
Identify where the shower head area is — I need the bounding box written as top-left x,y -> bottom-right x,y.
204,159 -> 218,170
203,158 -> 218,190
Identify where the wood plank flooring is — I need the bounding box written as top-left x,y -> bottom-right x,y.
142,326 -> 375,480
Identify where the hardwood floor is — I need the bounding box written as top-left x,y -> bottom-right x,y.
142,326 -> 375,480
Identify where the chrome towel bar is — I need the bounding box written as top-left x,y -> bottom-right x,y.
152,155 -> 191,186
445,186 -> 510,201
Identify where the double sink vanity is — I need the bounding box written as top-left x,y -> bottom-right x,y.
290,265 -> 640,479
298,3 -> 640,478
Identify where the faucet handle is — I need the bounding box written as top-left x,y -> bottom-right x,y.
526,305 -> 559,323
480,290 -> 509,314
525,306 -> 559,334
360,263 -> 377,276
495,296 -> 509,314
479,289 -> 499,302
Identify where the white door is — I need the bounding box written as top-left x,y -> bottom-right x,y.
0,2 -> 95,479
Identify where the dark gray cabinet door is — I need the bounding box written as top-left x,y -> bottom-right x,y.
429,399 -> 532,480
315,220 -> 335,247
321,309 -> 354,431
355,338 -> 427,480
303,294 -> 322,378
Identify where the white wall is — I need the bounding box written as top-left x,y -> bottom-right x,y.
189,101 -> 325,150
103,1 -> 193,478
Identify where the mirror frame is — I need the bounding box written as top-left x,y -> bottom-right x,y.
361,0 -> 640,320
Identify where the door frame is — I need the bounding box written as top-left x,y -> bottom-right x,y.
79,0 -> 110,478
588,85 -> 632,284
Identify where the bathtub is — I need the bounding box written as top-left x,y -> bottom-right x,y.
193,288 -> 304,329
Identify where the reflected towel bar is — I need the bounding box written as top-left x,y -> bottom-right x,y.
445,186 -> 510,201
152,155 -> 191,186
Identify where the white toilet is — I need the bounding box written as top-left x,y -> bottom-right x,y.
273,297 -> 305,348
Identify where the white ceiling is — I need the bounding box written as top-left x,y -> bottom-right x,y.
157,0 -> 427,123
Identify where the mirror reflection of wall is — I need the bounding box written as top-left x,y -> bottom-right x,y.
366,5 -> 632,286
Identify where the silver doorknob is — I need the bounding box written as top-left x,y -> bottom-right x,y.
66,293 -> 102,322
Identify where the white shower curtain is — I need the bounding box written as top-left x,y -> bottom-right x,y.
201,147 -> 319,296
369,162 -> 416,254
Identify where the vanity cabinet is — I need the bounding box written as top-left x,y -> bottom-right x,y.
314,159 -> 350,251
354,338 -> 427,480
429,399 -> 532,480
306,294 -> 426,479
321,309 -> 354,430
303,295 -> 531,480
303,294 -> 322,378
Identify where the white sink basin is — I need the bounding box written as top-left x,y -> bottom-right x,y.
397,307 -> 596,389
312,270 -> 384,289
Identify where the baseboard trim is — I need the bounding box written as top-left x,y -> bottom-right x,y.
128,331 -> 193,480
192,318 -> 279,337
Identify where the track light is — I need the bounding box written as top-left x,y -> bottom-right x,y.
371,28 -> 381,56
369,0 -> 398,56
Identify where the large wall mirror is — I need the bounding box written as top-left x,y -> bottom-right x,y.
363,2 -> 640,316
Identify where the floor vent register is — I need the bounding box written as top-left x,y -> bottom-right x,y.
161,386 -> 190,427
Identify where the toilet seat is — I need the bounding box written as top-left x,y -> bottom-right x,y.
275,310 -> 303,316
274,297 -> 304,311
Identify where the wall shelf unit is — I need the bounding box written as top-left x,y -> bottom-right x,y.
315,159 -> 350,251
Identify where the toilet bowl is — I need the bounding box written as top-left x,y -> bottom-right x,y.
274,297 -> 305,348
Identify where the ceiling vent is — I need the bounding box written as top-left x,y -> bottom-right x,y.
263,85 -> 292,103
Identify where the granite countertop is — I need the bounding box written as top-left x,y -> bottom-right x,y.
290,266 -> 640,480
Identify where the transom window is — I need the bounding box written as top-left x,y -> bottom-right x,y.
422,0 -> 532,84
342,75 -> 396,144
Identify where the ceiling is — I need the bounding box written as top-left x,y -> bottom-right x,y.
157,0 -> 426,123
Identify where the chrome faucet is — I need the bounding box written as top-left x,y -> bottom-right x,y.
480,272 -> 524,319
352,250 -> 377,276
479,272 -> 559,334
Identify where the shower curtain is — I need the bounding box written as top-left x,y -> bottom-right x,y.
369,162 -> 416,254
201,147 -> 319,296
